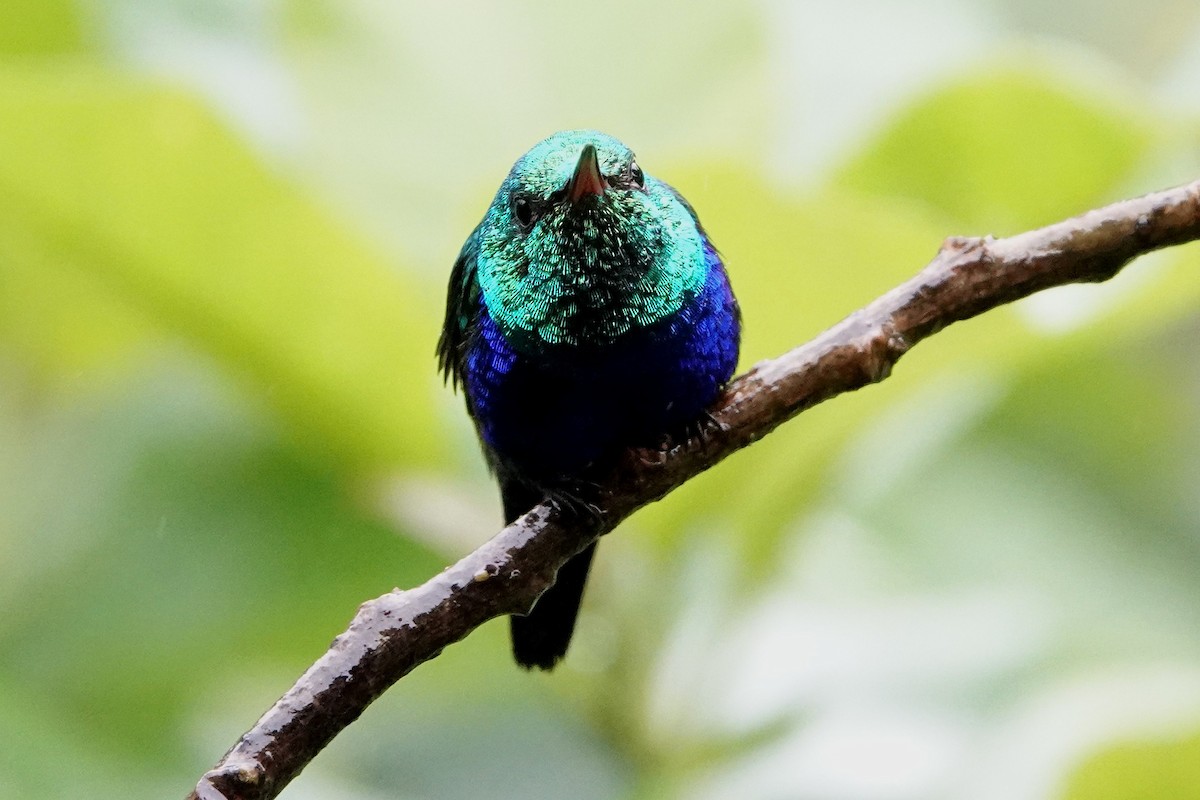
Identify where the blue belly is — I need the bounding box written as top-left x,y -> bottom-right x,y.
464,260 -> 740,480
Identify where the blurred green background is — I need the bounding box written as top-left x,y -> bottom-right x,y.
2,1 -> 1200,798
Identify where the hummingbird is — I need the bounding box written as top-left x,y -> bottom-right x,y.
438,130 -> 741,669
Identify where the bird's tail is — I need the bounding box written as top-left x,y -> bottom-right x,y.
501,479 -> 595,670
510,543 -> 595,669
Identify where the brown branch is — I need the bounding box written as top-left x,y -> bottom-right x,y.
188,179 -> 1200,800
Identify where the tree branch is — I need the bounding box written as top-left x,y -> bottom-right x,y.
188,179 -> 1200,800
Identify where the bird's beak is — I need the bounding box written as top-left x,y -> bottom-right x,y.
565,144 -> 606,203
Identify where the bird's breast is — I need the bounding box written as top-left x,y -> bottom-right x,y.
464,256 -> 739,478
477,210 -> 708,348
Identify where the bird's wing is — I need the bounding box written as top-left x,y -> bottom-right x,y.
436,225 -> 483,391
660,179 -> 742,327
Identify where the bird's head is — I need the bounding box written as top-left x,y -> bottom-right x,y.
475,130 -> 707,348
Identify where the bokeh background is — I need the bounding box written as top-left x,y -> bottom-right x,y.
2,1 -> 1200,798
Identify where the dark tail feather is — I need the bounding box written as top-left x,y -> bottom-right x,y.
500,478 -> 595,670
511,543 -> 596,670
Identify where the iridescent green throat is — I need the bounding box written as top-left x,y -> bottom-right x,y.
474,131 -> 707,349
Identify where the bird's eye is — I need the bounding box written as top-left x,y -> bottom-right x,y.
629,161 -> 645,188
511,194 -> 535,229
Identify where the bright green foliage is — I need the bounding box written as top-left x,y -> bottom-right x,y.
0,0 -> 83,56
1065,732 -> 1200,800
0,70 -> 441,470
834,64 -> 1155,232
2,4 -> 1200,800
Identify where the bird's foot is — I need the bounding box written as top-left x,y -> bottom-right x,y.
545,481 -> 603,524
688,409 -> 730,443
658,409 -> 730,452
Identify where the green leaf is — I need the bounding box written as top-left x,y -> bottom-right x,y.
833,62 -> 1156,233
0,67 -> 442,470
0,0 -> 84,56
1063,731 -> 1200,800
